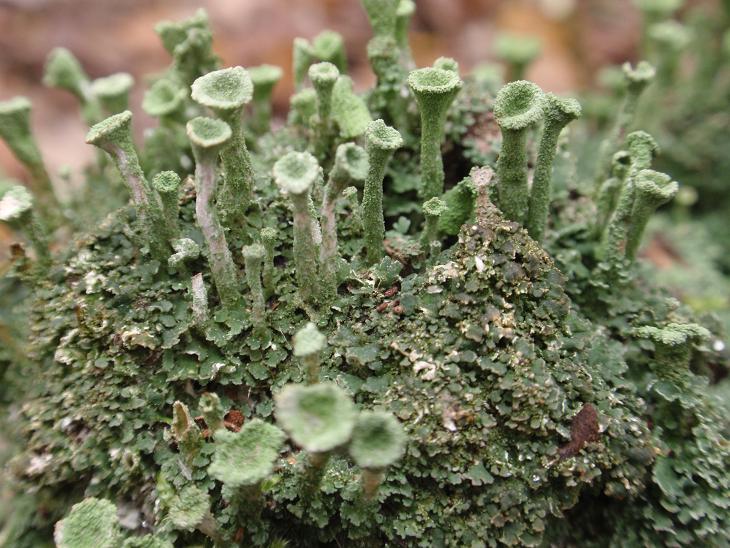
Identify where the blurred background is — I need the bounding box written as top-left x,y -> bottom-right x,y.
2,0 -> 715,178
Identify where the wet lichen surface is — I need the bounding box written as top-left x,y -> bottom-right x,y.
1,3 -> 729,548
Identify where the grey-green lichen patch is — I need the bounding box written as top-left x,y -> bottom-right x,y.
0,185 -> 33,222
190,66 -> 253,111
54,498 -> 120,548
349,411 -> 406,469
208,419 -> 286,487
185,116 -> 232,148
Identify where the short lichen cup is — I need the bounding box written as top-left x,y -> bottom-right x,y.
186,116 -> 241,310
408,67 -> 463,200
320,143 -> 368,298
362,119 -> 403,265
309,62 -> 340,157
191,66 -> 255,214
349,411 -> 406,500
43,47 -> 101,123
142,78 -> 187,122
151,170 -> 181,239
275,383 -> 357,464
361,0 -> 399,39
293,322 -> 327,384
273,151 -> 323,306
625,169 -> 678,260
249,64 -> 283,135
208,419 -> 286,488
241,243 -> 267,335
495,33 -> 541,81
91,72 -> 134,114
493,80 -> 545,223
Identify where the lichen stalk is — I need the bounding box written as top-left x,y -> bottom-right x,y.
320,143 -> 368,299
249,64 -> 283,135
361,120 -> 403,265
309,62 -> 340,160
593,151 -> 631,239
151,170 -> 182,240
242,243 -> 267,334
407,67 -> 463,200
43,47 -> 103,124
493,80 -> 545,223
593,62 -> 656,187
273,152 -> 323,306
420,197 -> 447,253
395,0 -> 416,66
260,227 -> 277,297
85,111 -> 168,259
186,117 -> 241,309
526,93 -> 581,242
191,67 -> 255,225
191,273 -> 209,327
624,169 -> 678,261
0,97 -> 60,224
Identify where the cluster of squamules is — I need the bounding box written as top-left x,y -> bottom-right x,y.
0,0 -> 728,546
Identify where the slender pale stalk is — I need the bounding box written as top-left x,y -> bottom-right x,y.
0,97 -> 60,223
361,120 -> 403,265
408,67 -> 463,200
191,67 -> 255,225
191,272 -> 209,326
273,152 -> 323,305
86,111 -> 168,259
242,243 -> 267,334
187,116 -> 241,309
493,80 -> 545,223
526,93 -> 581,242
320,143 -> 368,299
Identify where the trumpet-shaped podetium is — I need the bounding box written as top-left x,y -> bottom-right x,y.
151,171 -> 181,239
242,243 -> 267,334
142,78 -> 187,121
312,30 -> 348,73
408,67 -> 463,200
292,38 -> 315,90
309,62 -> 340,158
625,169 -> 678,260
53,498 -> 120,548
91,72 -> 134,114
273,151 -> 323,305
395,0 -> 416,65
367,35 -> 406,128
293,322 -> 327,384
208,419 -> 286,488
249,64 -> 283,135
420,197 -> 447,252
275,383 -> 357,454
86,111 -> 168,258
526,93 -> 582,242
289,88 -> 318,127
495,33 -> 541,81
43,47 -> 102,124
320,143 -> 368,298
594,151 -> 631,239
361,119 -> 403,265
349,411 -> 406,499
0,97 -> 58,219
594,61 -> 656,186
186,116 -> 240,309
361,0 -> 399,39
191,66 -> 255,217
0,185 -> 50,270
493,80 -> 545,223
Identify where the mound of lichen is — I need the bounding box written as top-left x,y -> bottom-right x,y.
0,2 -> 728,547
